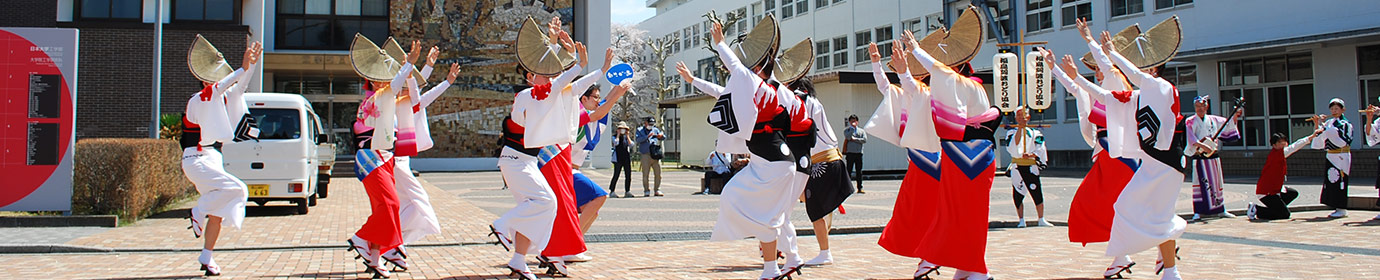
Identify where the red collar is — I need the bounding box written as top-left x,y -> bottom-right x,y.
531,83 -> 552,100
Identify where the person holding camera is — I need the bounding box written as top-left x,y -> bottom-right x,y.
636,117 -> 666,197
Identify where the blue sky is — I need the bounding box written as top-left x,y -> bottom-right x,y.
611,0 -> 655,25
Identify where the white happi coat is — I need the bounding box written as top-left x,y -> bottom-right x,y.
494,64 -> 584,254
705,40 -> 807,243
184,67 -> 252,230
1074,41 -> 1187,257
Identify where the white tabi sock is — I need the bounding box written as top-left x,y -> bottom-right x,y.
199,249 -> 213,265
1159,266 -> 1181,280
509,253 -> 528,272
763,260 -> 778,271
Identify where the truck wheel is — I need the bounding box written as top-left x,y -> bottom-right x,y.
317,183 -> 329,199
295,198 -> 309,214
308,193 -> 318,207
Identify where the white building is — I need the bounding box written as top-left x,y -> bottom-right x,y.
640,0 -> 945,171
646,0 -> 1380,177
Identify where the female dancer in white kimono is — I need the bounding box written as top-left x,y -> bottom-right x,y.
1061,30 -> 1189,280
703,19 -> 815,280
1312,98 -> 1353,218
182,36 -> 260,277
489,16 -> 586,280
380,46 -> 461,271
348,35 -> 425,279
905,28 -> 1003,280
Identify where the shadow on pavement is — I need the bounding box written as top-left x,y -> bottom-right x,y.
103,275 -> 210,280
704,265 -> 761,273
1295,216 -> 1346,223
274,270 -> 363,279
143,205 -> 300,220
1342,219 -> 1380,226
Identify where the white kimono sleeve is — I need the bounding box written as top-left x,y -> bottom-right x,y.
1109,47 -> 1177,151
1074,69 -> 1143,159
1284,136 -> 1311,157
368,62 -> 413,150
1367,117 -> 1380,147
521,65 -> 583,148
692,76 -> 726,98
708,41 -> 764,154
863,62 -> 906,147
1051,63 -> 1099,149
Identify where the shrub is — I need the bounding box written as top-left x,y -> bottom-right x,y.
73,139 -> 194,222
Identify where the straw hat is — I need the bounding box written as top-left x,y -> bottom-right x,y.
187,34 -> 234,83
732,14 -> 780,71
515,16 -> 576,76
1117,16 -> 1181,70
1081,24 -> 1141,69
350,34 -> 406,82
773,38 -> 814,84
616,121 -> 630,130
383,37 -> 429,86
889,5 -> 984,77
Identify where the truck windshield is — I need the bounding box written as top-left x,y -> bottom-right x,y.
249,109 -> 301,140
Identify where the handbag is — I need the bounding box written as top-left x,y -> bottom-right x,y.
651,142 -> 664,160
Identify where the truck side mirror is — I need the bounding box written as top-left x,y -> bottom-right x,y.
316,134 -> 329,143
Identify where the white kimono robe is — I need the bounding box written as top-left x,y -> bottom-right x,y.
184,67 -> 251,230
1184,114 -> 1239,215
706,41 -> 805,244
1075,46 -> 1187,258
1311,116 -> 1353,208
1006,127 -> 1047,196
394,65 -> 450,244
494,64 -> 583,254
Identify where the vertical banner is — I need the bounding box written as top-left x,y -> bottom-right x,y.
993,52 -> 1020,112
0,28 -> 78,211
1024,51 -> 1053,111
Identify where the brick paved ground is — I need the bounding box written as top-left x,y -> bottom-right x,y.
62,178 -> 498,250
1,212 -> 1377,279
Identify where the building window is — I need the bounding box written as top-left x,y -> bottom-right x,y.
781,0 -> 795,18
1160,65 -> 1197,114
733,7 -> 749,36
79,0 -> 142,20
682,27 -> 692,51
986,3 -> 1012,40
752,2 -> 764,24
903,17 -> 925,34
796,0 -> 809,16
765,0 -> 776,17
1359,44 -> 1380,76
1025,0 -> 1053,32
834,0 -> 844,3
875,25 -> 894,59
175,0 -> 240,22
832,36 -> 848,67
691,24 -> 701,47
1061,0 -> 1091,27
1155,0 -> 1191,10
815,40 -> 831,70
277,0 -> 389,50
854,30 -> 871,65
1219,54 -> 1314,148
671,34 -> 680,53
816,0 -> 829,9
1110,0 -> 1143,18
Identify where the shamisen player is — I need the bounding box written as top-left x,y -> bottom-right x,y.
181,35 -> 261,277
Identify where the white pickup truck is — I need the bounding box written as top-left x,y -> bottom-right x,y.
221,93 -> 326,214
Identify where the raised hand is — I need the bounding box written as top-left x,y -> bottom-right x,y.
610,80 -> 632,100
426,46 -> 440,67
1100,31 -> 1113,47
868,42 -> 881,63
711,22 -> 724,44
902,29 -> 920,52
675,61 -> 694,83
576,41 -> 588,69
445,63 -> 460,84
1101,34 -> 1116,54
1059,54 -> 1079,78
602,47 -> 615,74
406,40 -> 422,65
1076,18 -> 1094,42
890,42 -> 907,71
242,41 -> 261,69
1039,47 -> 1056,65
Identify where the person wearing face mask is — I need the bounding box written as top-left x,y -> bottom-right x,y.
1311,98 -> 1354,219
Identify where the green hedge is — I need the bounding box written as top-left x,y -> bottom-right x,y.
73,138 -> 194,222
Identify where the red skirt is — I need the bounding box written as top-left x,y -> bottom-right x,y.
918,140 -> 995,274
878,149 -> 942,258
357,157 -> 403,253
540,146 -> 587,257
1067,148 -> 1137,245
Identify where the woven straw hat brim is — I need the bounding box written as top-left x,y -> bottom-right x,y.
1117,16 -> 1181,70
188,34 -> 234,83
773,38 -> 814,84
732,14 -> 780,70
384,37 -> 429,86
1081,24 -> 1141,69
917,5 -> 984,67
350,33 -> 405,82
515,16 -> 576,76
